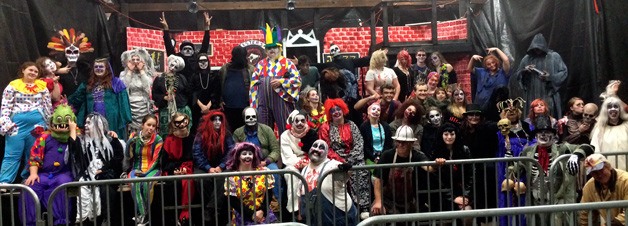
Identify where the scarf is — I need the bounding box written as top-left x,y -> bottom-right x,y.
290,124 -> 310,139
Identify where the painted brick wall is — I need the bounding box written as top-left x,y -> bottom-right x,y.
126,18 -> 471,98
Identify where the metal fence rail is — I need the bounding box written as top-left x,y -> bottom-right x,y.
356,200 -> 628,226
0,183 -> 43,226
314,157 -> 544,226
46,169 -> 309,226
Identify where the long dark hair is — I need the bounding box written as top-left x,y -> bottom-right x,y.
229,46 -> 248,70
432,123 -> 465,159
393,99 -> 424,125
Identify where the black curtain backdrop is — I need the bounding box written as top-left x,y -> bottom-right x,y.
469,0 -> 628,106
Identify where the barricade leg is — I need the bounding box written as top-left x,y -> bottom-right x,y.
45,172 -> 73,225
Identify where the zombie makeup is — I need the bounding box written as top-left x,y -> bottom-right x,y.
44,59 -> 57,74
368,104 -> 382,119
607,102 -> 620,120
428,110 -> 442,126
453,90 -> 465,104
404,106 -> 416,119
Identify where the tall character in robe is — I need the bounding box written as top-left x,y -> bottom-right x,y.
120,48 -> 155,136
509,33 -> 567,119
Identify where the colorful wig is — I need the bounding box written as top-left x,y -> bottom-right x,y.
323,98 -> 349,121
397,50 -> 412,68
528,98 -> 551,121
198,110 -> 229,161
225,142 -> 263,171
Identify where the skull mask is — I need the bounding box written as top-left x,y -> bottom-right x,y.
329,44 -> 341,56
536,130 -> 556,147
198,55 -> 209,70
582,104 -> 598,124
428,110 -> 442,126
309,140 -> 329,164
180,43 -> 195,57
497,119 -> 511,136
243,108 -> 257,127
65,44 -> 80,64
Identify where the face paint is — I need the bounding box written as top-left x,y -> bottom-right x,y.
94,62 -> 106,77
404,106 -> 416,119
212,115 -> 222,130
308,90 -> 319,103
453,90 -> 465,103
368,104 -> 381,119
244,108 -> 257,126
330,106 -> 344,121
198,56 -> 209,70
240,150 -> 254,164
65,44 -> 80,63
428,110 -> 442,126
292,115 -> 307,131
181,46 -> 194,57
607,102 -> 620,120
309,140 -> 329,164
329,45 -> 341,56
536,130 -> 556,147
44,59 -> 57,74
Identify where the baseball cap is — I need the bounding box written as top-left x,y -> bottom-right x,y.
584,154 -> 608,175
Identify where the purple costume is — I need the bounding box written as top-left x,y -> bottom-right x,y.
20,133 -> 73,226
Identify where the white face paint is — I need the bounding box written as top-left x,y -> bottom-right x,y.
93,62 -> 106,77
309,140 -> 328,164
308,90 -> 319,104
536,130 -> 556,147
65,44 -> 80,63
292,115 -> 307,131
84,117 -> 93,137
212,115 -> 222,130
181,46 -> 194,57
244,108 -> 257,126
453,90 -> 465,104
240,150 -> 254,165
368,104 -> 381,119
44,59 -> 57,74
198,56 -> 209,70
428,110 -> 442,126
607,102 -> 620,120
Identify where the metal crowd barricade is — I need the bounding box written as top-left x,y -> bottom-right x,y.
46,169 -> 309,226
314,157 -> 543,226
600,151 -> 628,172
356,200 -> 628,226
0,183 -> 43,226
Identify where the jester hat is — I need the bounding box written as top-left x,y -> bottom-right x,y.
262,23 -> 282,48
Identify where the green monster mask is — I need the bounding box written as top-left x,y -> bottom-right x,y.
49,104 -> 76,143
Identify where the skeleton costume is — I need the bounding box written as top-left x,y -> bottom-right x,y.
249,24 -> 301,135
71,113 -> 125,223
318,98 -> 371,212
152,55 -> 191,137
46,28 -> 94,97
515,115 -> 593,226
590,96 -> 628,170
19,105 -> 76,226
120,48 -> 155,135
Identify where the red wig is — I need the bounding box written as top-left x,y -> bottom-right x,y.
528,98 -> 551,120
397,50 -> 412,68
323,98 -> 349,121
198,110 -> 229,161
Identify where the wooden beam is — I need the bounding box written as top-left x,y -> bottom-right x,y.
383,0 -> 484,6
127,0 -> 384,12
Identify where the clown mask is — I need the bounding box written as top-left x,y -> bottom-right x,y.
244,108 -> 257,127
50,104 -> 76,142
497,119 -> 511,136
309,140 -> 329,164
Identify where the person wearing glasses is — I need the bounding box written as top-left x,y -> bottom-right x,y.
467,47 -> 512,111
410,49 -> 432,85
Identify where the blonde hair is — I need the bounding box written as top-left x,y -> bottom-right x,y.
369,50 -> 388,70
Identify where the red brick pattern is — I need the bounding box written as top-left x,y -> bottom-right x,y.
126,18 -> 471,98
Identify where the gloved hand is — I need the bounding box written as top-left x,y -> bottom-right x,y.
567,154 -> 580,175
338,163 -> 352,172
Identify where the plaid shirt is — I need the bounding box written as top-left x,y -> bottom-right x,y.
249,56 -> 301,108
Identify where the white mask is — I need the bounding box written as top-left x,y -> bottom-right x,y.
244,108 -> 257,126
309,140 -> 329,164
65,44 -> 80,64
198,56 -> 209,70
181,46 -> 194,57
428,110 -> 442,126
